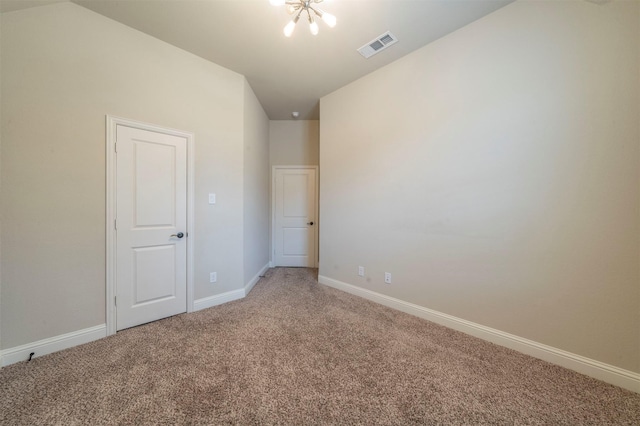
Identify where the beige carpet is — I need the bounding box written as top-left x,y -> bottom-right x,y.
1,267 -> 639,425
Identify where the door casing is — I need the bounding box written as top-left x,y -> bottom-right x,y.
106,115 -> 195,336
271,165 -> 319,268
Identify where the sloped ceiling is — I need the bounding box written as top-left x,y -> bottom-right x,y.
1,0 -> 514,119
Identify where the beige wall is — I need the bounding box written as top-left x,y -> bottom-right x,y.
243,79 -> 270,283
269,120 -> 319,166
0,3 -> 268,349
0,15 -> 3,352
320,0 -> 639,372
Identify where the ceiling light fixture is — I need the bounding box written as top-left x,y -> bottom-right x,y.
270,0 -> 336,37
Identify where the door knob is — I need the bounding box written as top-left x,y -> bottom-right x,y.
170,232 -> 184,238
307,222 -> 314,226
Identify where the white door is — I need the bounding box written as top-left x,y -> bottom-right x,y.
115,125 -> 187,330
273,167 -> 318,267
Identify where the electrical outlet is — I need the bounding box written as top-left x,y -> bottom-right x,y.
210,272 -> 217,283
384,272 -> 392,284
358,266 -> 365,277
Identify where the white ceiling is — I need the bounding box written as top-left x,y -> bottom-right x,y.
1,0 -> 514,119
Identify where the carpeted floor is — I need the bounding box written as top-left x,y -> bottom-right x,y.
1,267 -> 639,425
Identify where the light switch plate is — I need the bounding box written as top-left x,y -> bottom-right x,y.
209,193 -> 216,204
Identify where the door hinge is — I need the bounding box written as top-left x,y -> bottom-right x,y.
114,219 -> 117,230
114,296 -> 117,307
114,142 -> 118,153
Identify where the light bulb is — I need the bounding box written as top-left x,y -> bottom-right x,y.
309,21 -> 319,35
270,0 -> 285,6
322,12 -> 336,28
284,20 -> 297,37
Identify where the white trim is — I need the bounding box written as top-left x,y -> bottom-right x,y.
245,263 -> 270,296
318,275 -> 640,393
0,263 -> 270,366
0,325 -> 106,367
105,115 -> 195,335
106,118 -> 116,336
271,165 -> 319,268
194,263 -> 270,312
186,127 -> 196,314
193,290 -> 245,312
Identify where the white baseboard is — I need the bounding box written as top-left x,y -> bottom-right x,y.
245,263 -> 270,296
193,289 -> 245,312
269,261 -> 274,268
1,267 -> 274,367
194,263 -> 270,312
1,324 -> 107,367
318,275 -> 640,393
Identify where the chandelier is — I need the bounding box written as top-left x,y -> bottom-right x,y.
270,0 -> 337,37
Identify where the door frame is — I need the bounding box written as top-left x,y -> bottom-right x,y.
271,165 -> 319,268
105,115 -> 195,336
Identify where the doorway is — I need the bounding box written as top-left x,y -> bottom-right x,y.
106,116 -> 194,335
272,166 -> 318,267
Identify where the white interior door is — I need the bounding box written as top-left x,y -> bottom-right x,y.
115,124 -> 187,330
273,167 -> 318,267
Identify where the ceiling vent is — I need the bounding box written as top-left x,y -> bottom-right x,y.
357,31 -> 398,59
